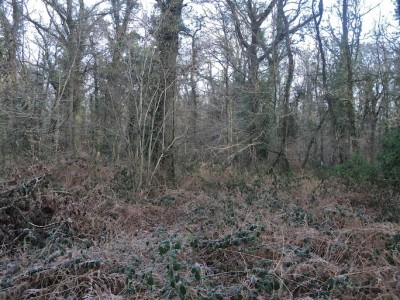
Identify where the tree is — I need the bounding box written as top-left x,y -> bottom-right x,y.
225,0 -> 315,165
309,0 -> 361,165
27,0 -> 102,151
153,0 -> 184,185
335,0 -> 357,163
225,0 -> 277,161
273,0 -> 294,171
0,0 -> 23,157
103,0 -> 137,158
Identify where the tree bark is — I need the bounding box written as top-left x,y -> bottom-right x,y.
154,0 -> 184,186
273,0 -> 294,171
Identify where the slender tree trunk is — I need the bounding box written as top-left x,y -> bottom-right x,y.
273,0 -> 293,171
0,0 -> 21,154
189,34 -> 198,138
338,0 -> 356,162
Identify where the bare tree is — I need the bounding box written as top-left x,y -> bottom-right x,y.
26,0 -> 102,151
224,0 -> 316,166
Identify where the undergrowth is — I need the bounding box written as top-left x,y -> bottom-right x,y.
0,157 -> 399,299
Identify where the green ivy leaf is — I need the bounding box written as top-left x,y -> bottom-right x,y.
159,240 -> 171,255
146,274 -> 154,286
214,294 -> 224,300
194,270 -> 201,281
273,279 -> 280,290
173,261 -> 181,271
170,280 -> 176,288
179,284 -> 187,296
190,238 -> 199,249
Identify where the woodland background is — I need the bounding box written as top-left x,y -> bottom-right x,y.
0,0 -> 400,299
0,0 -> 399,186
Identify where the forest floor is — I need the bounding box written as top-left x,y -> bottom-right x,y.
0,155 -> 399,299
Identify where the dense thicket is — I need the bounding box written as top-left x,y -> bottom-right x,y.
1,0 -> 399,188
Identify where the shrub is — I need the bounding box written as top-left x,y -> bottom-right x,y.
377,128 -> 400,186
332,153 -> 378,182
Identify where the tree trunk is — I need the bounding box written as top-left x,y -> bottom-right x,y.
273,0 -> 293,171
338,0 -> 356,162
154,0 -> 183,186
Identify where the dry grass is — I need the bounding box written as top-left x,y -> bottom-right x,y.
0,158 -> 399,299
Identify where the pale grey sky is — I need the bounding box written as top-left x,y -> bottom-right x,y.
28,0 -> 397,29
